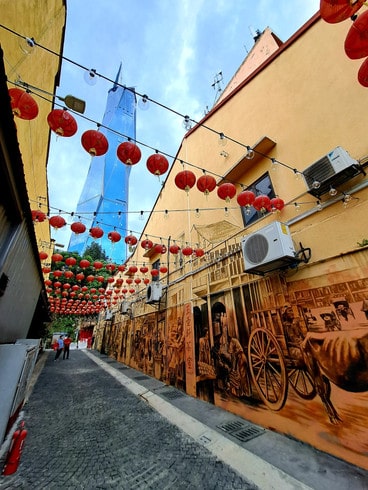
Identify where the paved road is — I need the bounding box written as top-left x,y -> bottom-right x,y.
1,349 -> 368,489
0,350 -> 255,490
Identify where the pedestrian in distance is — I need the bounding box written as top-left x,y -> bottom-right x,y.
54,335 -> 64,361
63,334 -> 72,359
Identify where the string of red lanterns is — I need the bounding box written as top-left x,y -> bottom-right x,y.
320,1 -> 368,88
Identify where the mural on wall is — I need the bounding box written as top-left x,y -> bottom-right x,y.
192,277 -> 368,470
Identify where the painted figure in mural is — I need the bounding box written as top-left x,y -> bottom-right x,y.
220,317 -> 251,397
333,300 -> 355,323
282,306 -> 306,364
168,317 -> 185,386
210,305 -> 250,397
361,298 -> 368,320
320,312 -> 341,332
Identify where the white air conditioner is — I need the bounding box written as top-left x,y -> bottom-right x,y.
120,301 -> 130,314
146,282 -> 162,304
241,222 -> 297,275
302,146 -> 360,197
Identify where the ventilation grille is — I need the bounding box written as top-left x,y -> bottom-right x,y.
302,156 -> 335,188
244,234 -> 269,264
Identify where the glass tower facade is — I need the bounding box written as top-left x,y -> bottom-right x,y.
68,65 -> 136,264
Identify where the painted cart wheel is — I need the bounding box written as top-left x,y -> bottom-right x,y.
288,367 -> 316,400
248,327 -> 288,411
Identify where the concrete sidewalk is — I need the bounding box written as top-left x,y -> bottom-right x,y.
1,349 -> 367,489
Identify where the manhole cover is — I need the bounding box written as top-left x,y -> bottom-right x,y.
134,375 -> 150,381
160,390 -> 185,400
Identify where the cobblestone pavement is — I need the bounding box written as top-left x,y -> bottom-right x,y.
0,350 -> 256,490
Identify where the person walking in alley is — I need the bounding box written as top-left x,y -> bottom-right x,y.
54,335 -> 64,361
63,334 -> 72,359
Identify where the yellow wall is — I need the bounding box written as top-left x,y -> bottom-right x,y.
0,0 -> 66,257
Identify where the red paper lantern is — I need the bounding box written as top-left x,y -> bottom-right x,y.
86,275 -> 95,282
129,289 -> 135,294
47,109 -> 77,137
134,278 -> 141,284
117,264 -> 126,272
108,231 -> 121,243
128,265 -> 138,274
182,246 -> 193,256
97,276 -> 105,284
32,210 -> 46,222
194,248 -> 205,257
159,266 -> 168,274
146,153 -> 169,176
126,278 -> 133,285
141,239 -> 153,250
81,129 -> 109,156
49,215 -> 66,229
42,266 -> 51,274
345,10 -> 368,60
64,270 -> 74,279
270,197 -> 285,212
72,285 -> 80,291
117,141 -> 141,165
90,227 -> 104,239
39,251 -> 48,260
196,174 -> 216,195
154,244 -> 167,254
106,263 -> 116,272
65,257 -> 77,266
358,56 -> 368,86
125,234 -> 138,246
150,269 -> 159,277
53,270 -> 63,278
79,259 -> 90,269
140,266 -> 149,274
237,190 -> 255,207
175,170 -> 196,191
45,279 -> 52,286
54,281 -> 62,288
52,253 -> 63,263
93,261 -> 104,269
143,278 -> 150,285
253,195 -> 271,212
217,182 -> 236,202
320,0 -> 364,24
8,88 -> 39,120
62,283 -> 71,290
169,244 -> 180,254
71,221 -> 86,234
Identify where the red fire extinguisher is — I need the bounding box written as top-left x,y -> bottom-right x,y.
2,421 -> 28,475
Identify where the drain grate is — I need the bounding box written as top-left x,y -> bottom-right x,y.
118,366 -> 129,370
133,375 -> 151,381
218,420 -> 245,433
217,420 -> 265,443
160,390 -> 185,400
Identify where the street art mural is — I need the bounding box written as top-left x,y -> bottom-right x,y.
192,276 -> 368,470
107,274 -> 368,469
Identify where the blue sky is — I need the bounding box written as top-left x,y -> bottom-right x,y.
47,0 -> 320,249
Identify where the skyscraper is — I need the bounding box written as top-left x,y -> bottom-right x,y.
68,64 -> 136,264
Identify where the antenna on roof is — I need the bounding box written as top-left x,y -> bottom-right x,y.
211,71 -> 223,106
249,26 -> 262,42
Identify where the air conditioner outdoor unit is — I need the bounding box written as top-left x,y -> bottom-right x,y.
302,146 -> 361,198
241,222 -> 297,275
120,301 -> 130,314
146,282 -> 162,304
